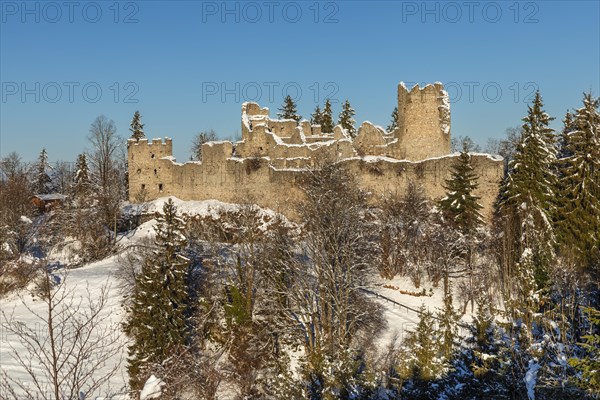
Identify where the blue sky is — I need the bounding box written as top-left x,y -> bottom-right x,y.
1,0 -> 599,162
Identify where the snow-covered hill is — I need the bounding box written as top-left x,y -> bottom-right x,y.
1,197 -> 467,399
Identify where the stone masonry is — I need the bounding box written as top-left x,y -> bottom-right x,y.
127,82 -> 504,220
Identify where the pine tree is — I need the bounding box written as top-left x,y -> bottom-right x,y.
387,106 -> 398,132
439,142 -> 483,235
310,105 -> 323,126
129,110 -> 145,140
34,148 -> 52,194
277,95 -> 301,122
554,94 -> 600,270
496,91 -> 557,289
124,198 -> 190,390
337,99 -> 356,137
321,99 -> 335,133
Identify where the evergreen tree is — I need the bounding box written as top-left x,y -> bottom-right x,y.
387,106 -> 398,132
321,99 -> 335,133
470,294 -> 496,356
465,294 -> 514,395
437,277 -> 459,360
310,105 -> 323,126
124,198 -> 190,390
557,111 -> 576,160
74,153 -> 90,198
569,306 -> 600,395
34,148 -> 52,194
277,95 -> 301,122
554,94 -> 600,271
337,99 -> 356,137
508,249 -> 543,345
405,306 -> 443,381
496,91 -> 557,290
439,142 -> 483,235
129,110 -> 145,140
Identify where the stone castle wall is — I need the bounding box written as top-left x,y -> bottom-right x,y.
128,82 -> 503,220
395,82 -> 451,161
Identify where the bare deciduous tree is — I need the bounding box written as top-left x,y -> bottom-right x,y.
87,116 -> 120,192
191,130 -> 217,161
1,152 -> 26,180
263,164 -> 383,374
1,267 -> 124,400
87,115 -> 126,241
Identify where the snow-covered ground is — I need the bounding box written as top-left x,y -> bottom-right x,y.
0,256 -> 130,399
0,197 -> 475,399
370,275 -> 473,347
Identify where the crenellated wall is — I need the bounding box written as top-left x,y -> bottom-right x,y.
128,82 -> 503,220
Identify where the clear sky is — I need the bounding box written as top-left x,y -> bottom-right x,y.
1,0 -> 599,162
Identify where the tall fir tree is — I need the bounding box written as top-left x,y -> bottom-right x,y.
439,142 -> 483,312
277,95 -> 301,122
496,91 -> 557,291
321,99 -> 335,133
439,142 -> 483,235
337,99 -> 356,137
74,153 -> 90,197
554,94 -> 600,271
557,111 -> 576,160
34,148 -> 52,194
387,106 -> 399,132
310,105 -> 323,126
129,110 -> 145,140
124,198 -> 191,390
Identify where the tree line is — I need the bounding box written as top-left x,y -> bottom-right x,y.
1,91 -> 598,399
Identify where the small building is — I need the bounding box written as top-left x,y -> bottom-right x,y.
31,194 -> 67,212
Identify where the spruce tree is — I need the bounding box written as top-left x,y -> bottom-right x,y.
310,105 -> 323,126
124,198 -> 190,390
277,95 -> 301,122
34,148 -> 52,194
129,110 -> 145,140
74,153 -> 90,198
557,111 -> 576,160
466,294 -> 512,392
496,91 -> 557,289
406,306 -> 443,381
439,143 -> 484,313
569,306 -> 600,395
337,99 -> 356,137
554,94 -> 600,270
321,99 -> 334,133
439,142 -> 483,235
387,106 -> 398,132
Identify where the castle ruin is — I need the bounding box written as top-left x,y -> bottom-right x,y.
128,82 -> 503,219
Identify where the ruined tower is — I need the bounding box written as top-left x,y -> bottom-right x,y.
395,82 -> 451,161
127,82 -> 504,220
